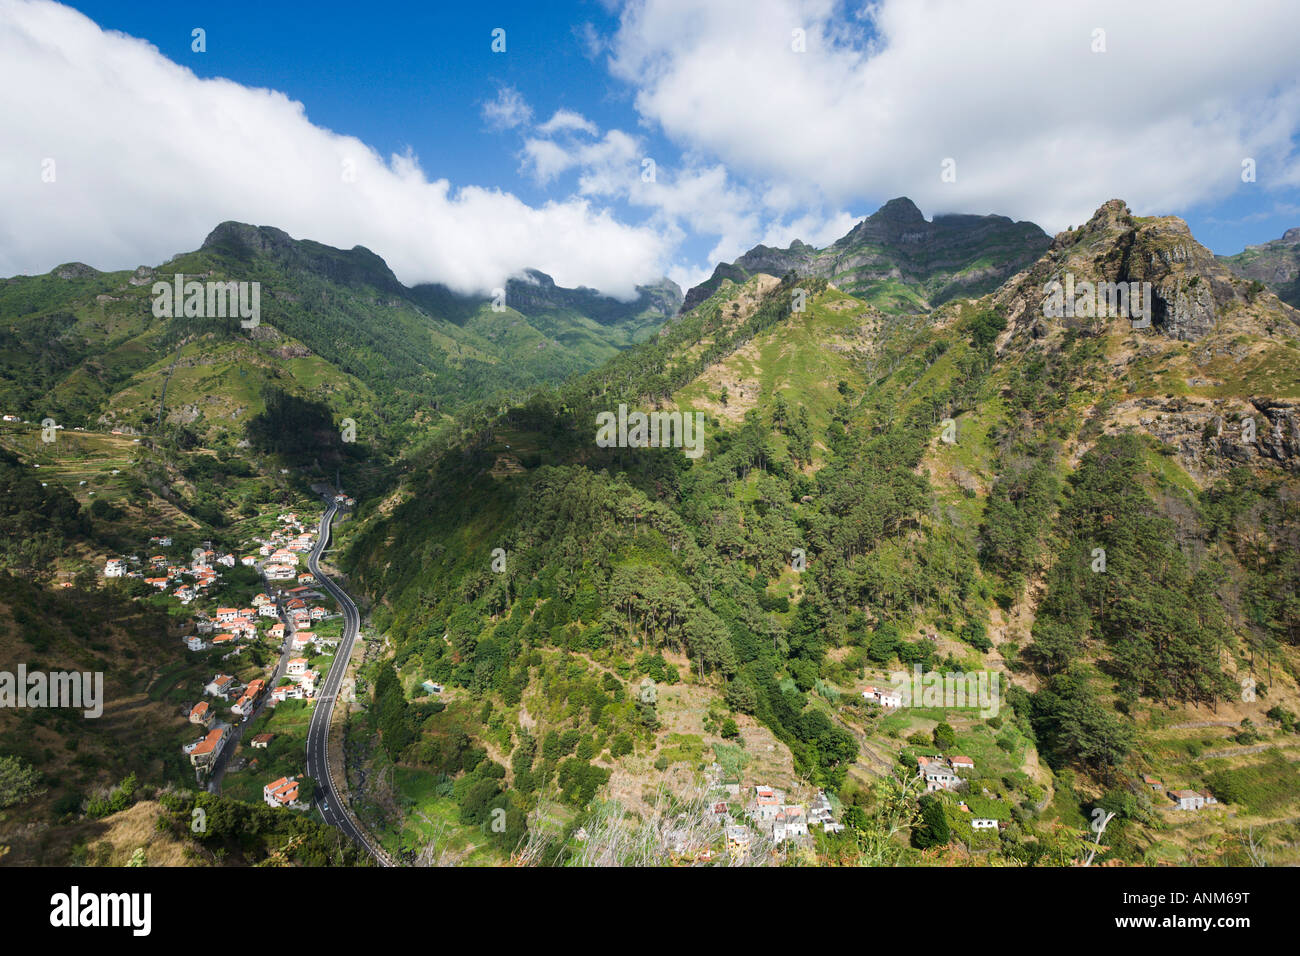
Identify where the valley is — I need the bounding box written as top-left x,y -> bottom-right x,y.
4,197 -> 1300,868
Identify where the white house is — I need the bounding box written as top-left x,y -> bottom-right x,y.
103,559 -> 126,578
204,674 -> 235,699
263,776 -> 302,808
771,805 -> 809,843
862,685 -> 903,709
971,818 -> 999,830
1171,789 -> 1215,811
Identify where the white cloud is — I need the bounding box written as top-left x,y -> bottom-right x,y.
481,85 -> 534,131
0,0 -> 668,296
609,0 -> 1300,232
536,108 -> 599,136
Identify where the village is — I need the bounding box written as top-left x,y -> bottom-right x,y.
103,511 -> 339,811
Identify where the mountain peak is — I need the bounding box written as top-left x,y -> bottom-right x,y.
681,197 -> 1049,313
873,196 -> 926,224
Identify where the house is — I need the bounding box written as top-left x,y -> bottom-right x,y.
212,633 -> 237,646
291,631 -> 314,652
249,733 -> 275,749
232,679 -> 267,718
297,572 -> 315,585
299,670 -> 320,697
216,553 -> 236,568
184,636 -> 206,652
971,818 -> 999,830
725,825 -> 751,856
268,623 -> 286,641
287,657 -> 309,677
772,805 -> 809,843
950,756 -> 975,772
204,674 -> 235,699
252,593 -> 271,607
808,791 -> 836,827
260,603 -> 281,618
189,701 -> 212,726
185,726 -> 227,768
227,618 -> 256,639
1142,774 -> 1164,791
310,606 -> 327,621
216,608 -> 238,623
263,776 -> 301,808
1171,789 -> 1208,811
264,563 -> 295,581
145,577 -> 169,590
103,559 -> 126,578
271,683 -> 304,703
750,785 -> 783,822
921,761 -> 960,792
241,555 -> 258,567
421,681 -> 443,695
862,685 -> 903,709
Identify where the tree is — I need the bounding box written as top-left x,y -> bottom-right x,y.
725,677 -> 758,715
932,722 -> 956,750
912,795 -> 951,848
0,755 -> 44,808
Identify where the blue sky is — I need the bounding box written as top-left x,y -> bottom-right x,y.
4,0 -> 1300,295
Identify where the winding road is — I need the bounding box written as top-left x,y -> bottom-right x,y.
304,501 -> 393,866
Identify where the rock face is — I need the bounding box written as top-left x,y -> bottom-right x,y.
680,197 -> 1050,314
202,221 -> 682,327
997,199 -> 1287,343
202,221 -> 407,296
503,269 -> 683,324
1219,227 -> 1300,308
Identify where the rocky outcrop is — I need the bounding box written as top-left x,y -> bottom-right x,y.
998,199 -> 1295,343
1219,226 -> 1300,308
680,197 -> 1050,315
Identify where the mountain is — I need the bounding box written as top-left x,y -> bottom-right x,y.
0,223 -> 680,446
335,198 -> 1300,865
1219,227 -> 1300,308
680,197 -> 1050,314
10,197 -> 1300,867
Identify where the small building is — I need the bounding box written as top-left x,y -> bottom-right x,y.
1170,789 -> 1207,811
204,674 -> 235,699
249,733 -> 275,749
862,685 -> 903,709
263,776 -> 301,808
726,825 -> 751,856
185,726 -> 227,769
950,756 -> 975,772
772,805 -> 809,843
189,701 -> 212,726
922,764 -> 960,792
1142,774 -> 1164,791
